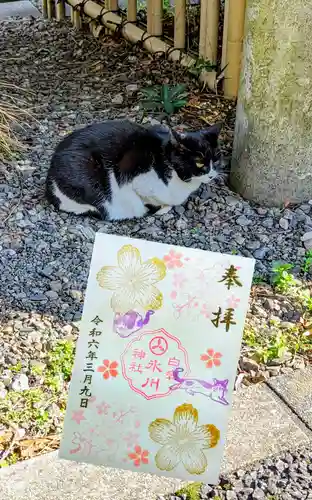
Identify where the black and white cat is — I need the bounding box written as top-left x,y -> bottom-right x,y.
46,119 -> 222,221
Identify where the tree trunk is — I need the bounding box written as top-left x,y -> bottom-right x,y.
230,0 -> 312,207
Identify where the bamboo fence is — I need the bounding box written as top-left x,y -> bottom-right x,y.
45,0 -> 246,98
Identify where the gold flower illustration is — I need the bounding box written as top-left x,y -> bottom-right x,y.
96,245 -> 166,313
149,403 -> 220,475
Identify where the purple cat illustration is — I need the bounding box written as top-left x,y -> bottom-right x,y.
170,367 -> 229,406
113,310 -> 155,338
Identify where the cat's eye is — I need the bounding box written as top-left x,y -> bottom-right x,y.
196,162 -> 205,169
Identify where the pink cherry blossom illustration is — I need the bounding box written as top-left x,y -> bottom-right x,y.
71,410 -> 86,425
163,249 -> 183,269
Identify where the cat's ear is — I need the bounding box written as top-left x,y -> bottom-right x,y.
200,122 -> 222,148
174,123 -> 222,149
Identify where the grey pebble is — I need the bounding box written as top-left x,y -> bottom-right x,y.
11,374 -> 29,392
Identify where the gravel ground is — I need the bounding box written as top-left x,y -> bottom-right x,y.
1,17 -> 312,376
0,16 -> 312,464
163,447 -> 312,500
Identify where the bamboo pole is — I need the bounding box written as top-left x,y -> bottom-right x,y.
206,0 -> 219,64
56,0 -> 65,20
47,0 -> 54,18
174,0 -> 186,49
199,0 -> 207,57
127,0 -> 137,22
73,8 -> 82,28
65,0 -> 216,89
223,0 -> 246,98
199,0 -> 219,64
221,0 -> 229,70
42,0 -> 48,18
147,0 -> 162,36
108,0 -> 118,11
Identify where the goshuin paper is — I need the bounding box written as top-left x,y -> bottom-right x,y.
59,233 -> 255,484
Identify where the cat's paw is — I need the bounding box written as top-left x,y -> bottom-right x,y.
155,206 -> 172,216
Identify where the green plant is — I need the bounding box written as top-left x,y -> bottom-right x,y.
175,482 -> 202,500
46,340 -> 75,382
243,322 -> 311,364
141,84 -> 188,116
302,250 -> 312,273
271,262 -> 296,292
252,274 -> 266,285
188,57 -> 217,77
9,361 -> 22,373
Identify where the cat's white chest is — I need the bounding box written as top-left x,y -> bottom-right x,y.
132,169 -> 203,207
104,172 -> 148,220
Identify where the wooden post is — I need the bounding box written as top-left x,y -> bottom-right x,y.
223,0 -> 246,98
174,0 -> 186,49
127,0 -> 137,22
56,0 -> 65,20
199,0 -> 219,64
42,0 -> 48,18
47,0 -> 54,18
147,0 -> 162,36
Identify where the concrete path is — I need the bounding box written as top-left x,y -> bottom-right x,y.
0,367 -> 311,500
0,0 -> 40,19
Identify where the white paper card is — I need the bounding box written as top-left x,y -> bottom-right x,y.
59,233 -> 255,484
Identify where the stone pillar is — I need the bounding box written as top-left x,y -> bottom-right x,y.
230,0 -> 312,207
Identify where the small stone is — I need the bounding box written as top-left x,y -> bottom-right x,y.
30,360 -> 46,371
11,374 -> 29,392
0,370 -> 13,387
301,231 -> 312,241
0,388 -> 7,398
176,219 -> 187,231
226,195 -> 241,207
62,324 -> 73,336
245,240 -> 261,250
263,298 -> 274,310
50,280 -> 62,292
234,234 -> 245,245
70,289 -> 82,301
253,247 -> 270,259
40,266 -> 54,277
299,204 -> 311,213
240,357 -> 259,372
257,207 -> 268,215
253,488 -> 265,499
279,217 -> 289,230
126,84 -> 139,94
29,293 -> 46,302
28,331 -> 41,343
175,205 -> 185,215
275,458 -> 287,472
111,93 -> 124,104
236,215 -> 252,227
302,231 -> 312,249
226,492 -> 237,500
262,218 -> 274,228
45,290 -> 59,300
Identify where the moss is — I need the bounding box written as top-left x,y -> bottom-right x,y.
231,0 -> 312,205
175,482 -> 202,500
